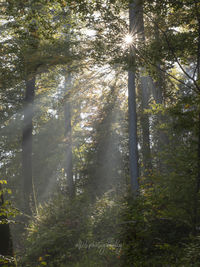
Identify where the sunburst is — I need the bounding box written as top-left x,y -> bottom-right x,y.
124,34 -> 133,45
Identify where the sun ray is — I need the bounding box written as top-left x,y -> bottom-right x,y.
124,34 -> 133,45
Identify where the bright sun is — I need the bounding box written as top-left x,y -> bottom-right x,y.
124,34 -> 133,45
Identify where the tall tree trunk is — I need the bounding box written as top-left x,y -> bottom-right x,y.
141,77 -> 152,173
22,75 -> 35,214
64,73 -> 74,198
137,0 -> 152,173
197,10 -> 200,194
194,9 -> 200,234
151,16 -> 164,105
0,185 -> 13,259
151,17 -> 169,172
128,0 -> 140,195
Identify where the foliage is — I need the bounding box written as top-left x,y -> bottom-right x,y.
1,0 -> 200,266
0,180 -> 19,267
181,236 -> 200,266
20,192 -> 122,267
119,190 -> 191,266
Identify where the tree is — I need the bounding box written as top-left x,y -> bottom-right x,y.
0,183 -> 13,259
128,0 -> 140,195
63,72 -> 75,197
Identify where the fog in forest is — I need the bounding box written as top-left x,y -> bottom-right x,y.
1,0 -> 200,266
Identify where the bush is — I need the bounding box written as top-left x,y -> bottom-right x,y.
20,191 -> 122,267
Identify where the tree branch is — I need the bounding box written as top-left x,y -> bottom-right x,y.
143,10 -> 200,92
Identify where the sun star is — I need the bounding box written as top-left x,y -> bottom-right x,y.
124,34 -> 133,45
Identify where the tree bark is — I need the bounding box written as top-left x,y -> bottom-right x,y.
0,186 -> 13,259
22,76 -> 35,214
152,21 -> 164,105
128,0 -> 140,195
136,0 -> 152,173
151,17 -> 169,172
194,10 -> 200,234
64,73 -> 74,198
141,77 -> 152,173
197,11 -> 200,194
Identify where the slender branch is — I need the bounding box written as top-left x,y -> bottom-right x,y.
134,45 -> 199,93
143,10 -> 200,92
192,63 -> 198,79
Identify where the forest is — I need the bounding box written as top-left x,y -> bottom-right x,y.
0,0 -> 200,266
